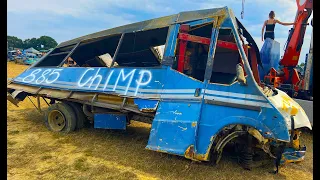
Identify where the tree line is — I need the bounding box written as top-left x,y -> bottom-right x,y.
7,35 -> 58,50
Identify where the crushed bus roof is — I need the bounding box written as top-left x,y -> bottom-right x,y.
57,7 -> 229,48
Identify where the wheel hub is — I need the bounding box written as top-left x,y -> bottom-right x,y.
48,110 -> 66,131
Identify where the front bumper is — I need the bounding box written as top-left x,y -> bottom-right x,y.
280,146 -> 306,164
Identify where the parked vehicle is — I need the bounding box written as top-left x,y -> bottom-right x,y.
7,50 -> 17,61
7,7 -> 311,172
23,53 -> 40,65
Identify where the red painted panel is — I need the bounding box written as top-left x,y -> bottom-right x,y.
178,33 -> 238,51
249,48 -> 260,84
177,40 -> 187,72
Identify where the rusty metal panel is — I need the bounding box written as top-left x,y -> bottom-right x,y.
7,83 -> 40,94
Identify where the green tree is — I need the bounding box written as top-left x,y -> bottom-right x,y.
23,38 -> 31,49
7,36 -> 23,49
297,62 -> 305,74
25,38 -> 38,49
36,36 -> 58,50
298,62 -> 305,70
8,35 -> 58,50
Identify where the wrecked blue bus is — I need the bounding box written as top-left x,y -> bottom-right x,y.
7,7 -> 311,171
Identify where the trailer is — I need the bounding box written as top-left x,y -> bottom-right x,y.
7,7 -> 312,172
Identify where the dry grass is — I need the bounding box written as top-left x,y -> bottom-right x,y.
7,62 -> 313,180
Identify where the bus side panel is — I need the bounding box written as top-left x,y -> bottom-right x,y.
146,68 -> 205,155
146,101 -> 201,155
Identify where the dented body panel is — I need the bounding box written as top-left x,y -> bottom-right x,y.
7,6 -> 311,166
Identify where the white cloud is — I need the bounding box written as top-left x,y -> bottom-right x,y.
7,0 -> 174,17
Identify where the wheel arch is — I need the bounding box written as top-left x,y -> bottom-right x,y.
188,116 -> 275,161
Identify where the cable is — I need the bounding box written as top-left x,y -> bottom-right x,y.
241,0 -> 245,19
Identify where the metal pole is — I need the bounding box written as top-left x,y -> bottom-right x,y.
58,42 -> 81,67
111,33 -> 125,67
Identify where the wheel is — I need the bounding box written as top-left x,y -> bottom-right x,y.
64,102 -> 86,129
44,103 -> 77,133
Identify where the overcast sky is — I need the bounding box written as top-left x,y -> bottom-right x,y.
7,0 -> 312,64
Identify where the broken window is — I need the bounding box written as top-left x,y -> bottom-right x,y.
173,23 -> 213,82
35,44 -> 77,67
114,27 -> 168,67
210,29 -> 241,85
69,34 -> 122,67
34,27 -> 168,68
34,34 -> 121,67
63,57 -> 79,67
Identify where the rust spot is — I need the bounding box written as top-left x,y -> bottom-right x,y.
184,145 -> 194,159
141,108 -> 157,113
292,130 -> 301,150
191,122 -> 197,127
155,149 -> 168,153
185,136 -> 215,161
193,136 -> 215,161
194,154 -> 207,161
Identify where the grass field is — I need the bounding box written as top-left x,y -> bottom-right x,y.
7,62 -> 313,180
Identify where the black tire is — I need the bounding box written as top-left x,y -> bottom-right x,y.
65,102 -> 86,130
44,103 -> 77,133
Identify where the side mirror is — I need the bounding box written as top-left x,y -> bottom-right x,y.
236,63 -> 247,86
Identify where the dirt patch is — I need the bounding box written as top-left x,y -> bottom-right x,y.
7,62 -> 313,179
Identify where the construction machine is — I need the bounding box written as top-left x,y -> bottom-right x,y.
264,0 -> 313,100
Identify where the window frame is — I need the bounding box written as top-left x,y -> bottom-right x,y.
206,27 -> 248,86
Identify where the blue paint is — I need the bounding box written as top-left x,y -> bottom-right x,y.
185,18 -> 214,27
134,99 -> 159,111
163,24 -> 180,58
94,113 -> 127,130
146,101 -> 201,155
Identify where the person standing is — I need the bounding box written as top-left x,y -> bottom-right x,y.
261,11 -> 295,41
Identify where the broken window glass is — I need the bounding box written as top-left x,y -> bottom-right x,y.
210,29 -> 241,85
